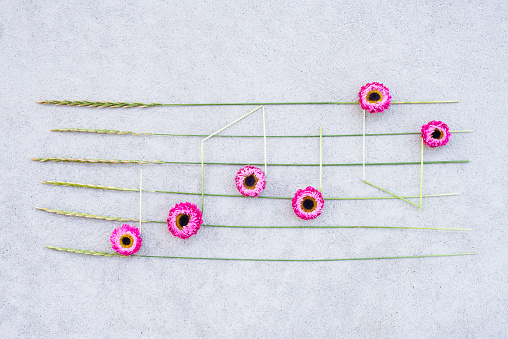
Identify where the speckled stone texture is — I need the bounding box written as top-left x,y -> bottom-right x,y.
1,0 -> 507,337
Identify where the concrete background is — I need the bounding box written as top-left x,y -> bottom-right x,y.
1,0 -> 507,337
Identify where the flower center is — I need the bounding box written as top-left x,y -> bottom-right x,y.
243,174 -> 258,189
120,234 -> 133,248
431,128 -> 443,140
301,197 -> 316,212
176,213 -> 190,230
367,91 -> 382,103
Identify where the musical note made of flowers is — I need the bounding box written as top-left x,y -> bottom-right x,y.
34,84 -> 475,261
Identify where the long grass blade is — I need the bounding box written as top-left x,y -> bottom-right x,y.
46,246 -> 476,261
50,128 -> 474,138
40,181 -> 459,201
32,157 -> 470,167
38,99 -> 459,108
36,207 -> 471,230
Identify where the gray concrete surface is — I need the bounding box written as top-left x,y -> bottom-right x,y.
1,0 -> 507,337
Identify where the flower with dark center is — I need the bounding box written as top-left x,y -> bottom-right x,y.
110,224 -> 142,256
167,202 -> 203,239
292,186 -> 324,220
421,120 -> 450,148
235,165 -> 266,197
358,82 -> 392,113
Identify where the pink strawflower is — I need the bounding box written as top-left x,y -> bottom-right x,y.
421,120 -> 450,148
358,82 -> 392,113
167,202 -> 203,239
110,224 -> 142,256
235,165 -> 266,197
292,186 -> 324,220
